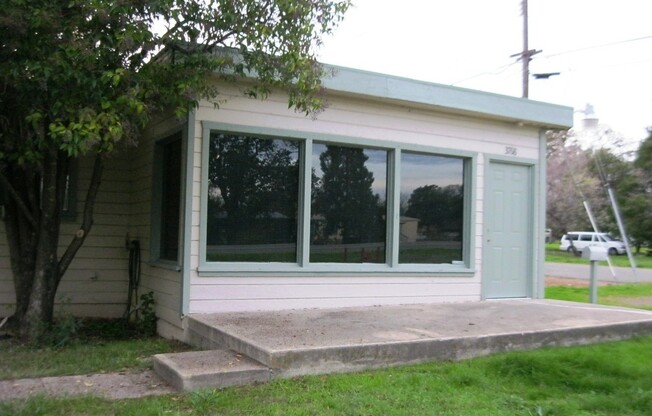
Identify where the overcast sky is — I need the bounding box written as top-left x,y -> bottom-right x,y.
318,0 -> 652,149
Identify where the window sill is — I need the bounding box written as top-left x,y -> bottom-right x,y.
149,260 -> 182,272
197,263 -> 475,277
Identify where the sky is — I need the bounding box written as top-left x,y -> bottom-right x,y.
318,0 -> 652,151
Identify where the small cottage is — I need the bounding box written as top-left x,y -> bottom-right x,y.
0,66 -> 572,340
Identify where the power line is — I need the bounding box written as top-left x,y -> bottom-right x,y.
450,62 -> 519,86
451,34 -> 652,89
542,35 -> 652,59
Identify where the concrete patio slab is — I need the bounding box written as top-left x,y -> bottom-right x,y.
186,299 -> 652,377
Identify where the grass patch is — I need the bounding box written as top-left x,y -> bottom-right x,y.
545,243 -> 652,268
3,337 -> 652,415
546,283 -> 652,310
0,319 -> 191,380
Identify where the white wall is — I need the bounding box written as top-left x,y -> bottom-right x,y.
186,85 -> 542,314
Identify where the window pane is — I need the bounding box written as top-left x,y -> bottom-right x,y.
207,133 -> 300,262
310,143 -> 387,263
399,153 -> 464,264
160,135 -> 182,261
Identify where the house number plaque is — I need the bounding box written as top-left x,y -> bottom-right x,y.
505,146 -> 517,156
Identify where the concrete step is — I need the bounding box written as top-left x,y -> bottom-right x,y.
152,349 -> 272,391
187,315 -> 273,368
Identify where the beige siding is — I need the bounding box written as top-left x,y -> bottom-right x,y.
0,154 -> 131,318
187,85 -> 542,314
127,114 -> 186,340
1,114 -> 187,340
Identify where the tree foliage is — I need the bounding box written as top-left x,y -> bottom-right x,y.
0,0 -> 350,342
635,129 -> 652,187
546,129 -> 652,251
629,130 -> 652,249
546,131 -> 607,238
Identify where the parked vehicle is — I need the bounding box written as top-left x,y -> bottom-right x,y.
559,231 -> 626,256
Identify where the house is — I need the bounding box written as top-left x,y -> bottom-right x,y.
0,66 -> 573,340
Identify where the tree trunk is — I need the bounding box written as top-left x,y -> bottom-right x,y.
2,165 -> 39,331
3,196 -> 36,328
3,145 -> 104,343
17,146 -> 62,341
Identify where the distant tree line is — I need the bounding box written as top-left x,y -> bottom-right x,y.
547,128 -> 652,252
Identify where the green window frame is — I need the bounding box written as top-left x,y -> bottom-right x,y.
199,122 -> 476,275
151,130 -> 184,266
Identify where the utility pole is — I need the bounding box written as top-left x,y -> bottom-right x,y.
511,0 -> 541,98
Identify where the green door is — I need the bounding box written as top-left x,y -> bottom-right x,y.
484,162 -> 531,298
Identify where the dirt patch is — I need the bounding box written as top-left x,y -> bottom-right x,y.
604,296 -> 652,308
545,277 -> 612,287
0,370 -> 175,402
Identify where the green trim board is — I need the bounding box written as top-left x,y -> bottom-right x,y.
150,128 -> 185,268
202,47 -> 572,130
321,65 -> 573,130
198,121 -> 477,276
181,110 -> 195,316
535,130 -> 548,299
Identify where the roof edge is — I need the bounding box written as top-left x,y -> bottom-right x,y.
321,64 -> 573,129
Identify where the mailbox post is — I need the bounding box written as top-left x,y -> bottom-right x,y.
582,246 -> 608,303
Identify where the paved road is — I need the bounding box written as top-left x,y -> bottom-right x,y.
545,262 -> 652,283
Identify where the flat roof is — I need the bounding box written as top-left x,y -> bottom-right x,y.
322,65 -> 573,129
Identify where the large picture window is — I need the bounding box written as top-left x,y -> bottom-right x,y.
310,144 -> 388,263
201,126 -> 472,272
399,152 -> 464,264
206,133 -> 300,262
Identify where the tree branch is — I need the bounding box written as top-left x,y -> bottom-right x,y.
0,170 -> 37,229
57,153 -> 104,282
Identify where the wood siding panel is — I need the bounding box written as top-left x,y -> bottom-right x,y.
191,295 -> 480,314
189,282 -> 479,300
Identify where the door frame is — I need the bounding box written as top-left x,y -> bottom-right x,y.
482,155 -> 542,300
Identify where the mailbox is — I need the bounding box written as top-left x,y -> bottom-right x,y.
582,246 -> 608,261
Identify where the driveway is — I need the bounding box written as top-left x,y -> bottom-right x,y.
545,262 -> 652,283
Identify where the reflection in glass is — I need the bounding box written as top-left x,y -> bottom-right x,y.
399,152 -> 464,264
310,144 -> 387,263
206,133 -> 299,262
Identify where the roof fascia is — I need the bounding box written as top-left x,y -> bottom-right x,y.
321,65 -> 573,130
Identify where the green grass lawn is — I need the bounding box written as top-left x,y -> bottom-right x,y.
0,319 -> 192,380
546,282 -> 652,310
0,338 -> 190,380
545,243 -> 652,268
3,337 -> 652,415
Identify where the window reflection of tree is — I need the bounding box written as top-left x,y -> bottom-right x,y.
207,134 -> 299,248
405,184 -> 464,241
399,153 -> 465,264
311,145 -> 387,263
